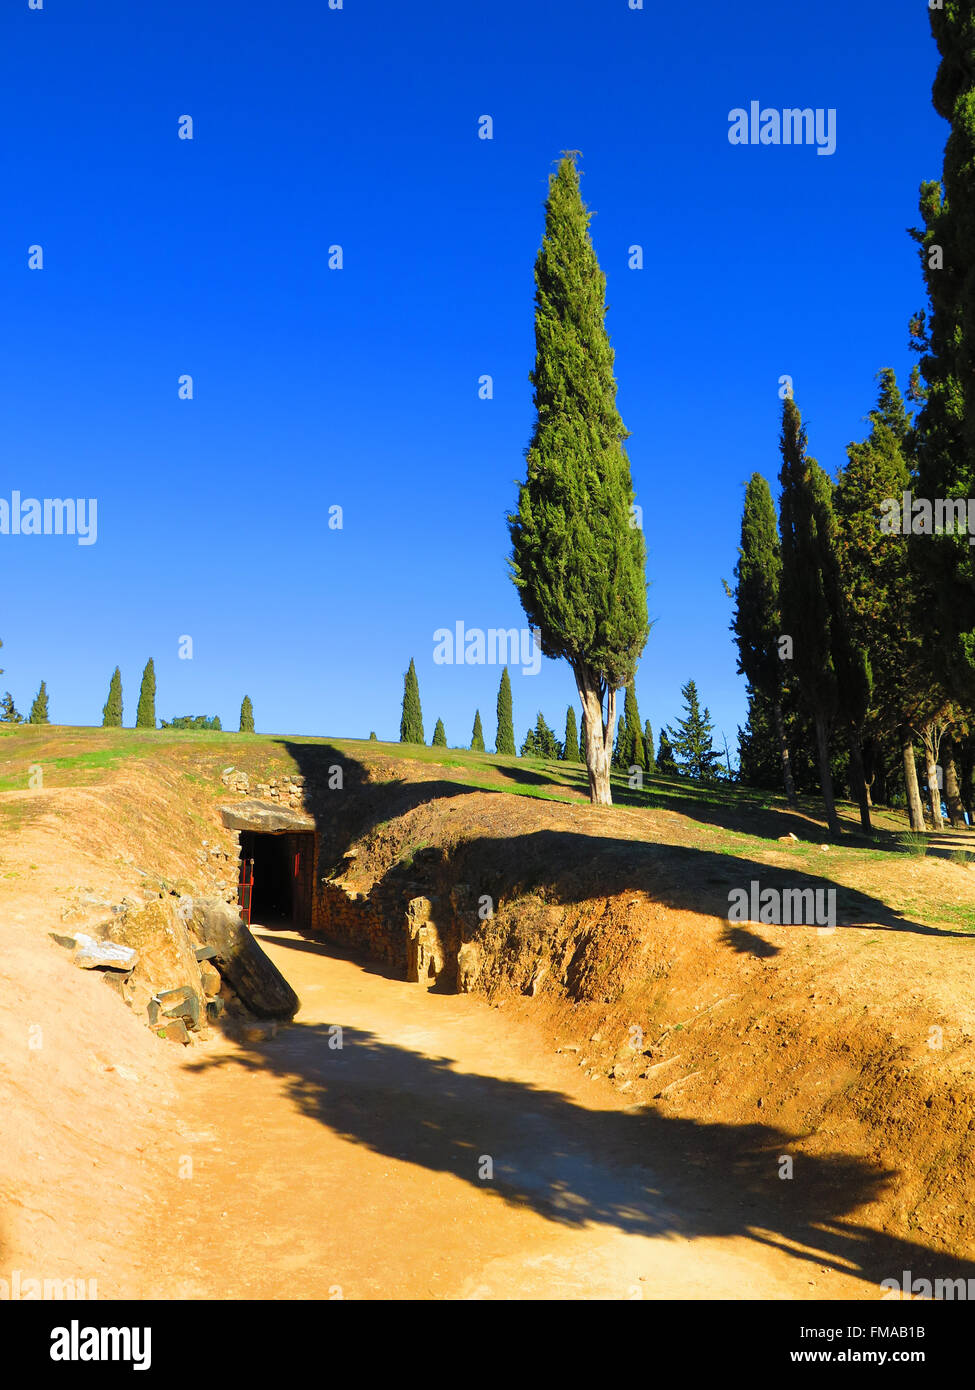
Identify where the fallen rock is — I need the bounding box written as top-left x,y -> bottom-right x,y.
191,898 -> 299,1020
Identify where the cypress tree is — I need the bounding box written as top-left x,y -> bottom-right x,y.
836,371 -> 928,829
665,679 -> 722,781
369,731 -> 378,740
657,728 -> 677,775
495,667 -> 515,754
508,153 -> 649,805
562,705 -> 580,761
731,473 -> 797,807
622,682 -> 644,769
28,681 -> 49,725
612,708 -> 629,768
643,720 -> 655,773
102,667 -> 123,728
239,695 -> 255,732
778,398 -> 866,835
135,659 -> 156,730
910,0 -> 975,698
471,710 -> 485,752
432,718 -> 447,747
399,658 -> 425,744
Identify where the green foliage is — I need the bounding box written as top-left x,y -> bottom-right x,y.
562,705 -> 580,761
399,658 -> 425,744
135,659 -> 156,730
28,680 -> 50,725
159,714 -> 222,730
368,731 -> 378,740
897,831 -> 929,857
508,154 -> 649,801
495,667 -> 515,754
239,695 -> 255,733
665,679 -> 722,781
656,728 -> 677,775
622,682 -> 644,768
0,692 -> 22,722
910,1 -> 975,695
471,710 -> 486,752
432,717 -> 447,747
521,711 -> 562,760
731,473 -> 783,699
643,720 -> 655,773
102,667 -> 123,728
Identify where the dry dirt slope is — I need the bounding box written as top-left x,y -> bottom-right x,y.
1,725 -> 974,1296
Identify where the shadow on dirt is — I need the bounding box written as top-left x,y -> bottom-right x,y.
186,1021 -> 975,1292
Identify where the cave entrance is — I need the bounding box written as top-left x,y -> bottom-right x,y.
239,830 -> 315,930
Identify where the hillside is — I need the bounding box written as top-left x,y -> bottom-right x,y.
1,724 -> 974,1296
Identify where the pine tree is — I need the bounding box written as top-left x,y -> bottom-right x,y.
910,1 -> 975,699
239,695 -> 255,733
495,667 -> 515,754
656,728 -> 677,775
471,710 -> 486,752
643,721 -> 655,773
432,718 -> 447,747
562,705 -> 580,761
135,659 -> 156,730
28,681 -> 49,724
399,658 -> 424,744
102,667 -> 123,728
665,679 -> 722,781
369,731 -> 378,740
508,154 -> 649,805
731,473 -> 797,807
521,711 -> 561,760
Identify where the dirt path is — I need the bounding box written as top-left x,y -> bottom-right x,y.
151,929 -> 884,1301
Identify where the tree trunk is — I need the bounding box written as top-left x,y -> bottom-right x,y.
771,700 -> 798,808
812,710 -> 840,837
943,737 -> 967,829
921,724 -> 944,830
575,665 -> 616,806
900,725 -> 927,831
959,741 -> 975,826
846,726 -> 872,832
862,736 -> 876,807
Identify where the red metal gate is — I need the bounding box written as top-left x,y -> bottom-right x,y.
238,857 -> 255,925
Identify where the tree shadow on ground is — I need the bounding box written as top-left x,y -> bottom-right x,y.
186,1021 -> 975,1290
427,829 -> 973,941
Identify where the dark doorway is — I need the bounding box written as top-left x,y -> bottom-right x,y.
240,831 -> 315,929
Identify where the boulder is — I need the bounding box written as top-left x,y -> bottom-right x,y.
190,898 -> 299,1020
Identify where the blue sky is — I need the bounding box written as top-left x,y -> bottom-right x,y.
0,0 -> 947,754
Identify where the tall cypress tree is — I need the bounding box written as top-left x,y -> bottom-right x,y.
778,399 -> 860,835
495,667 -> 515,754
622,682 -> 644,769
508,154 -> 649,805
562,705 -> 580,761
399,658 -> 424,744
28,681 -> 49,725
239,695 -> 255,732
135,659 -> 156,730
657,728 -> 677,775
836,371 -> 929,829
731,473 -> 797,807
643,720 -> 655,774
910,0 -> 975,698
432,718 -> 447,747
471,710 -> 485,752
102,667 -> 123,728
